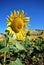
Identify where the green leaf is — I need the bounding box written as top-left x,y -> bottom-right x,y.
15,43 -> 26,51
9,58 -> 23,65
29,47 -> 34,54
35,46 -> 40,51
0,47 -> 9,53
20,54 -> 25,59
9,43 -> 19,52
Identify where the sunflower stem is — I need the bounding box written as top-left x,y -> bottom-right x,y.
4,52 -> 6,65
4,40 -> 7,65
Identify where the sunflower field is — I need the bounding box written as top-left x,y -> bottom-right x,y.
0,10 -> 44,65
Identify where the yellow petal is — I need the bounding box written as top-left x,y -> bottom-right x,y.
22,10 -> 24,14
6,18 -> 9,21
19,10 -> 24,18
24,17 -> 30,22
10,17 -> 14,21
16,32 -> 23,40
14,10 -> 17,17
10,12 -> 13,17
6,27 -> 14,35
16,30 -> 26,40
7,12 -> 14,22
17,10 -> 20,15
7,21 -> 11,26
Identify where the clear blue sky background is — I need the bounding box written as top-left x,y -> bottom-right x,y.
0,0 -> 44,33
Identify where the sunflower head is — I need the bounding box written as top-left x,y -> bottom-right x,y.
11,17 -> 24,33
6,10 -> 30,34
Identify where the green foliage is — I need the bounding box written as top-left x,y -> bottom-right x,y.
0,33 -> 44,65
0,47 -> 9,53
9,58 -> 23,65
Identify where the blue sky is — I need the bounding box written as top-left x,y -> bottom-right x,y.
0,0 -> 44,33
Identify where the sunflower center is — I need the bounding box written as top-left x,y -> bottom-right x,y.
11,17 -> 24,33
17,23 -> 22,29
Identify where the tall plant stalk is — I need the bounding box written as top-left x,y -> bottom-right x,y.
4,51 -> 6,65
4,39 -> 7,65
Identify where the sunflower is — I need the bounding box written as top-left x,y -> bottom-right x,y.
6,10 -> 30,40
